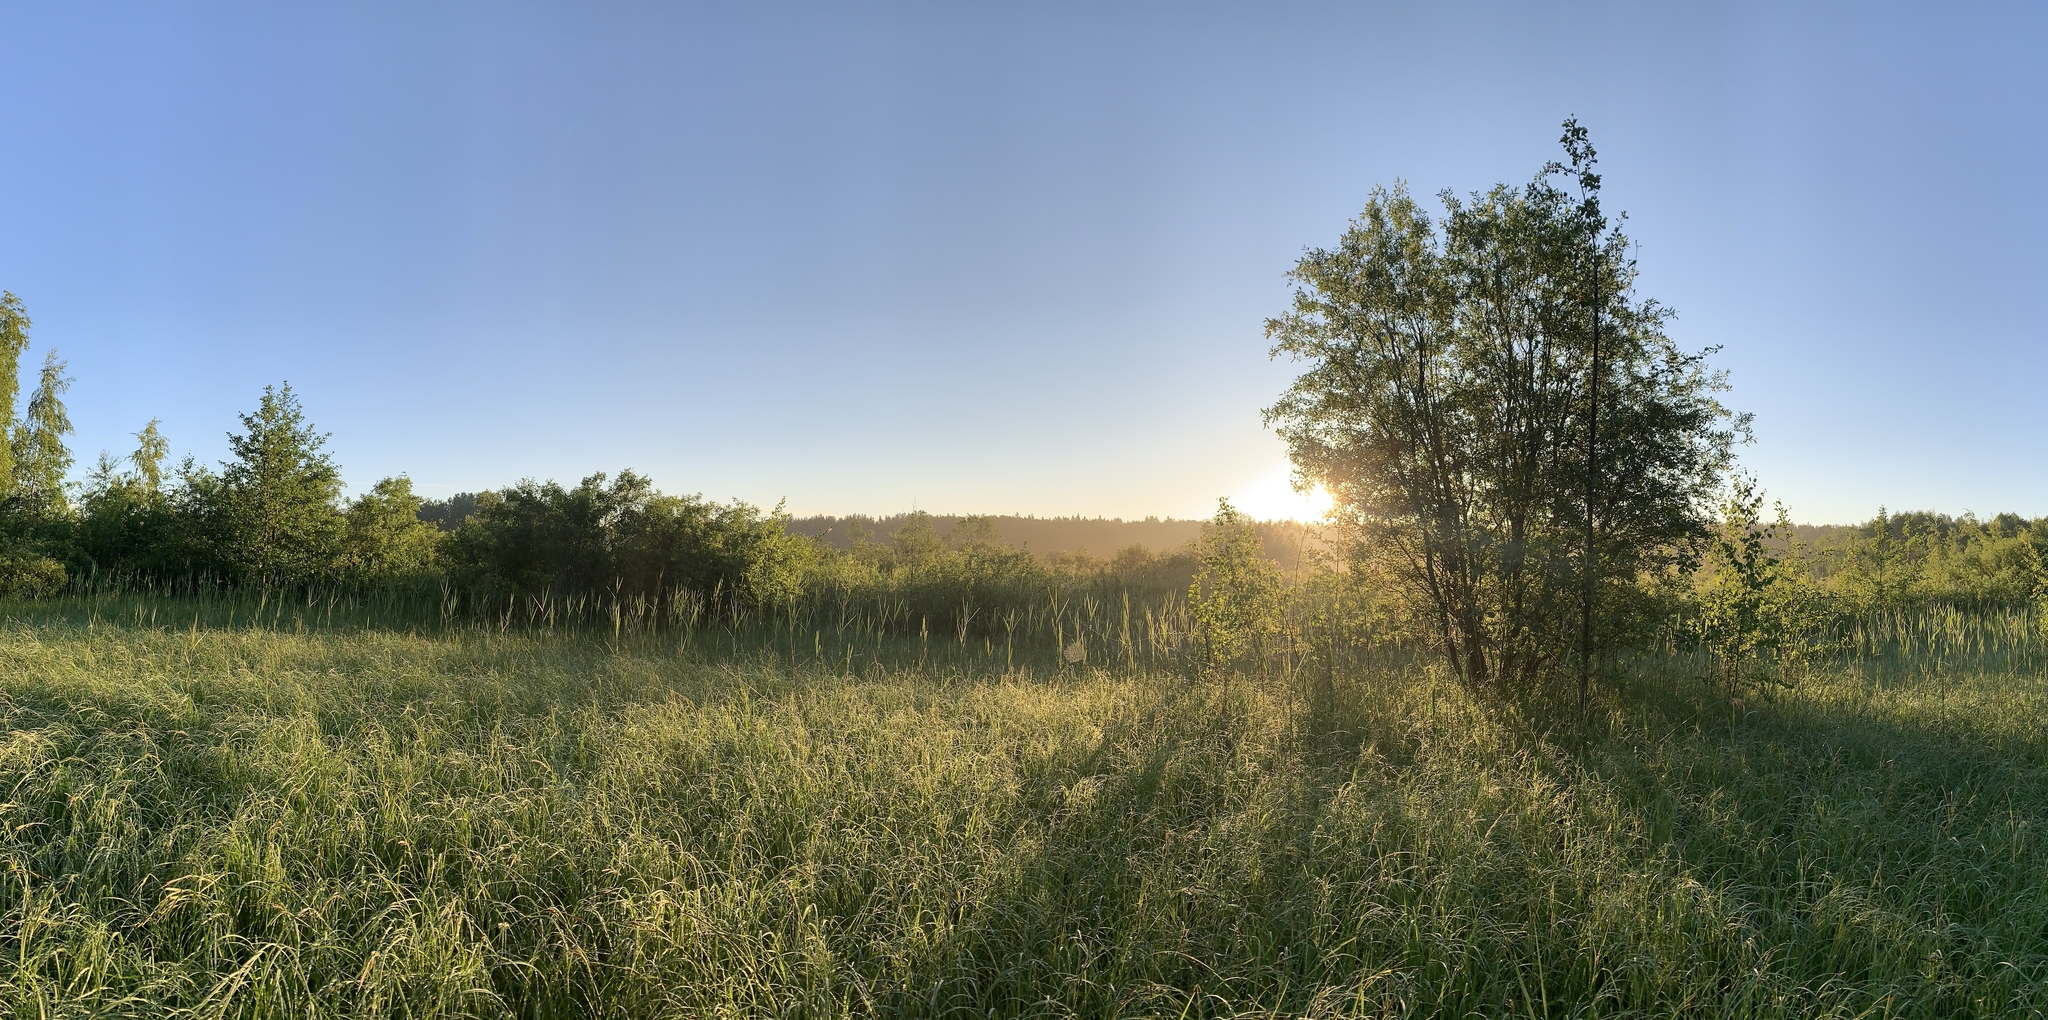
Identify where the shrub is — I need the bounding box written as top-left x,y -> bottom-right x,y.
0,553 -> 65,599
445,470 -> 808,614
1189,500 -> 1283,666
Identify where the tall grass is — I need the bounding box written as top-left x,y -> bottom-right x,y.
0,595 -> 2045,1017
46,574 -> 1383,682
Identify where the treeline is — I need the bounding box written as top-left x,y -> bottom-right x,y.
26,376 -> 1212,625
0,295 -> 1223,631
0,293 -> 812,606
6,382 -> 820,612
1783,509 -> 2048,609
790,514 -> 1212,557
6,382 -> 440,596
414,503 -> 1330,579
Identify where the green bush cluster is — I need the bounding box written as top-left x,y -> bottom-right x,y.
442,470 -> 806,610
1672,487 -> 2048,695
36,386 -> 446,592
0,551 -> 64,599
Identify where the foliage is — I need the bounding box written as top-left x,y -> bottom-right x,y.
1694,476 -> 1813,693
75,450 -> 183,577
416,491 -> 481,531
1792,508 -> 2048,613
888,509 -> 948,564
0,551 -> 64,598
949,513 -> 1003,551
131,418 -> 169,494
340,476 -> 442,582
446,470 -> 807,612
0,600 -> 2046,1015
215,383 -> 346,586
0,292 -> 29,495
10,350 -> 74,512
1188,498 -> 1282,665
1267,123 -> 1741,700
69,395 -> 449,589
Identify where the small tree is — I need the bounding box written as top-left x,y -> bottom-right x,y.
12,351 -> 74,511
889,511 -> 946,566
950,514 -> 1003,552
1858,506 -> 1905,608
341,476 -> 442,581
1696,476 -> 1807,696
1188,499 -> 1283,667
0,293 -> 31,495
132,419 -> 170,495
220,383 -> 345,587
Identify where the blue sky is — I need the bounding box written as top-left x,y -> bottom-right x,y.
1,2 -> 2041,523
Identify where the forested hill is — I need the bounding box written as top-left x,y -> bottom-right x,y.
786,514 -> 1331,572
788,515 -> 1202,555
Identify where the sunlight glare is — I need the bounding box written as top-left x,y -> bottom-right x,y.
1226,464 -> 1334,522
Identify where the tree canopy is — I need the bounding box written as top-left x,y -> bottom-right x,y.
0,293 -> 29,495
216,383 -> 346,586
1265,122 -> 1743,700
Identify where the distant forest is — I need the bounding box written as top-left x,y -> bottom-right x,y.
784,514 -> 1330,572
788,514 -> 1210,556
415,502 -> 1331,573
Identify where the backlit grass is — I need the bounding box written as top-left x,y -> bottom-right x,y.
1,604 -> 2045,1017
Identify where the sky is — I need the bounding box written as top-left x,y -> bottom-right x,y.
0,2 -> 2041,524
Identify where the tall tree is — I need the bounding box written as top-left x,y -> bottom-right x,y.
220,383 -> 345,586
1265,123 -> 1744,702
0,293 -> 32,494
1555,118 -> 1605,717
12,351 -> 74,509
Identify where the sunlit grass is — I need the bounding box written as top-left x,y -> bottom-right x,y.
0,601 -> 2045,1017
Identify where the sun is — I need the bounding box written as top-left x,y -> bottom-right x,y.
1226,463 -> 1334,522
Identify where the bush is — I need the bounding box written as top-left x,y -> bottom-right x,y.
1189,500 -> 1282,666
445,470 -> 808,614
0,553 -> 65,599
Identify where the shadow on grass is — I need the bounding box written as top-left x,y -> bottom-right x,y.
852,662 -> 2048,1017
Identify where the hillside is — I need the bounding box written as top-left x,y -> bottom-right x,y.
785,513 -> 1333,572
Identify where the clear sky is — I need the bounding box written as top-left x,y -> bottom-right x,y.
1,2 -> 2041,523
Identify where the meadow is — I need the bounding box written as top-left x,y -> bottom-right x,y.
3,105 -> 2042,1020
3,591 -> 2046,1018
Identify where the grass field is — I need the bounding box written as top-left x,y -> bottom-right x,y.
2,599 -> 2046,1017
